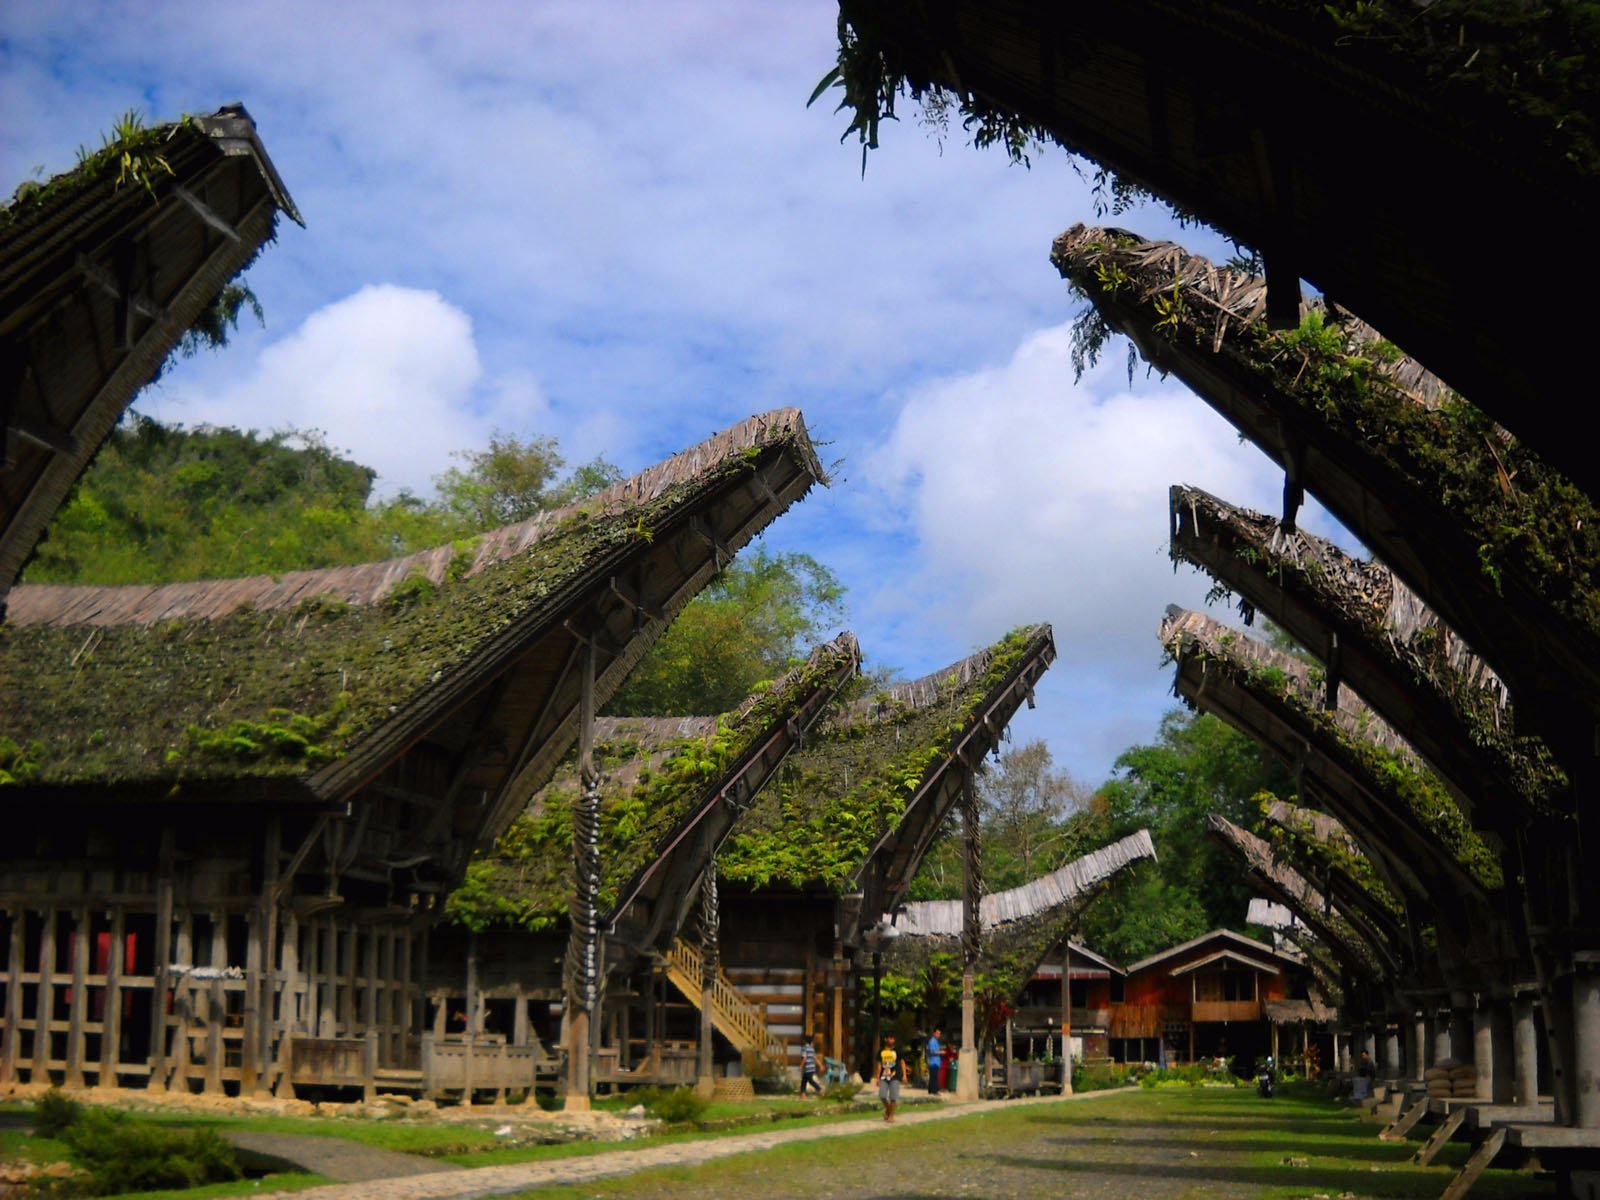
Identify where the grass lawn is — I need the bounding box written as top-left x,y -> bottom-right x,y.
486,1084 -> 1549,1200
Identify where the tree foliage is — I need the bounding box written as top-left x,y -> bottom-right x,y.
607,549 -> 846,716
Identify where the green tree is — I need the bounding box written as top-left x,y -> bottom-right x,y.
1076,708 -> 1294,963
433,432 -> 622,528
607,549 -> 846,716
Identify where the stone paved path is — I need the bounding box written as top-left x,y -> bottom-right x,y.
225,1130 -> 449,1182
255,1090 -> 1125,1199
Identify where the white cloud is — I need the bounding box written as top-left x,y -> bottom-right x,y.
146,285 -> 546,497
866,321 -> 1301,778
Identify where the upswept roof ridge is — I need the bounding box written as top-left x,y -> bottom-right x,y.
448,631 -> 862,935
0,410 -> 824,796
892,829 -> 1154,935
717,624 -> 1055,901
1161,607 -> 1502,896
8,409 -> 818,628
1055,225 -> 1600,769
2,104 -> 300,602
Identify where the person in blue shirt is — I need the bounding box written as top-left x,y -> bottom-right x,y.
799,1035 -> 821,1098
926,1028 -> 943,1096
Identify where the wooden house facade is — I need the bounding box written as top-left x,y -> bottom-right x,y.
0,410 -> 826,1099
1109,930 -> 1303,1070
1015,941 -> 1123,1063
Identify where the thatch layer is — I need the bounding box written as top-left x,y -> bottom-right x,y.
1261,798 -> 1402,923
718,625 -> 1053,891
2,105 -> 300,600
1161,609 -> 1502,892
1057,227 -> 1600,762
1170,485 -> 1567,819
446,633 -> 862,932
0,411 -> 820,792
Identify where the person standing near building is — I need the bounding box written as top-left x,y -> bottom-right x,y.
879,1033 -> 906,1122
799,1035 -> 821,1098
926,1028 -> 943,1097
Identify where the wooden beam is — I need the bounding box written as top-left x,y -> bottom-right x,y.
34,907 -> 56,1083
100,908 -> 124,1086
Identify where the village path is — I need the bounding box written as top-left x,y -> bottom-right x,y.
252,1088 -> 1143,1200
224,1129 -> 450,1183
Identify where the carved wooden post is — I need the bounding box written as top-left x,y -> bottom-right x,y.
695,869 -> 719,1095
148,827 -> 175,1093
957,764 -> 981,1099
563,633 -> 600,1111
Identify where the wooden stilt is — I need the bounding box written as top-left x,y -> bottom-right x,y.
256,816 -> 280,1097
101,908 -> 124,1087
378,930 -> 395,1063
957,765 -> 980,1100
243,909 -> 263,1095
65,906 -> 89,1087
205,913 -> 225,1094
2,908 -> 23,1083
34,907 -> 56,1084
340,919 -> 357,1037
148,829 -> 175,1093
319,918 -> 337,1037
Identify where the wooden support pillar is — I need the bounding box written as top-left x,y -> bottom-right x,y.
378,930 -> 396,1063
464,930 -> 479,1106
563,632 -> 599,1112
341,920 -> 358,1037
318,918 -> 337,1037
1575,963 -> 1600,1130
363,925 -> 379,1039
205,914 -> 225,1094
696,869 -> 719,1095
255,816 -> 280,1097
1488,998 -> 1515,1103
34,907 -> 56,1084
2,908 -> 23,1083
1514,992 -> 1540,1105
64,907 -> 89,1088
1434,1009 -> 1453,1064
1382,1025 -> 1400,1078
1332,1028 -> 1343,1076
1413,1013 -> 1428,1080
957,764 -> 980,1100
100,908 -> 124,1086
148,828 -> 175,1092
1061,941 -> 1072,1093
243,908 -> 263,1096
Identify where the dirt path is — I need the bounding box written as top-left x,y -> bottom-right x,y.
224,1130 -> 449,1183
253,1090 -> 1132,1200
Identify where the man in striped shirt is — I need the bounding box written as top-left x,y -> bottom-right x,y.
799,1035 -> 821,1097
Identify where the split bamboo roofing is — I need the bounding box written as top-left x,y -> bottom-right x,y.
449,631 -> 862,945
1,105 -> 301,601
1055,225 -> 1600,778
831,0 -> 1600,498
0,411 -> 826,824
719,624 -> 1056,929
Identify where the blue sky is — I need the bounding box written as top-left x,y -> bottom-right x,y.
1,2 -> 1347,786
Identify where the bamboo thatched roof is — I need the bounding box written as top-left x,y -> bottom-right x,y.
1161,608 -> 1503,905
826,0 -> 1600,499
891,829 -> 1154,935
719,624 -> 1056,938
882,831 -> 1153,1000
1055,225 -> 1600,779
1170,485 -> 1567,827
0,411 -> 825,840
447,632 -> 861,946
1,105 -> 301,602
1261,799 -> 1404,934
1205,812 -> 1387,984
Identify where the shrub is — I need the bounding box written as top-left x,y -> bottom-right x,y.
46,1106 -> 241,1195
632,1086 -> 708,1124
821,1080 -> 861,1102
33,1089 -> 83,1138
1072,1060 -> 1136,1092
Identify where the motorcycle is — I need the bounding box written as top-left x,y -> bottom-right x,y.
1256,1055 -> 1275,1099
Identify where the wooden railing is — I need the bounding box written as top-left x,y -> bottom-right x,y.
1190,1000 -> 1262,1023
663,940 -> 787,1063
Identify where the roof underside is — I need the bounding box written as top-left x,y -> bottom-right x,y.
1,411 -> 827,841
834,0 -> 1600,499
1,105 -> 300,601
1053,226 -> 1600,775
1170,485 -> 1567,830
717,624 -> 1056,937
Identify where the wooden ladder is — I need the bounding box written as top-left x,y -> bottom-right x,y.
663,939 -> 788,1064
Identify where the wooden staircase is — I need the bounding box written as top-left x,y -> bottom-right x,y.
663,940 -> 787,1064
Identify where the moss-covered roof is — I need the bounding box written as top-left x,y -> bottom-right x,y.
1171,485 -> 1570,822
2,104 -> 300,601
1260,798 -> 1404,925
824,1 -> 1600,502
717,624 -> 1054,892
1161,608 -> 1504,894
1056,227 -> 1600,758
0,410 -> 823,799
884,829 -> 1156,1000
445,632 -> 863,932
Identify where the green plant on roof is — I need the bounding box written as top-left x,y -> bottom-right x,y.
0,736 -> 43,786
173,696 -> 352,767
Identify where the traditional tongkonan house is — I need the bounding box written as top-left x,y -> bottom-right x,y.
0,410 -> 825,1100
1,105 -> 301,603
430,632 -> 861,1102
711,625 -> 1056,1091
1109,929 -> 1310,1071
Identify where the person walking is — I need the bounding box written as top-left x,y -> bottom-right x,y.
799,1035 -> 821,1098
878,1033 -> 907,1123
926,1028 -> 943,1097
